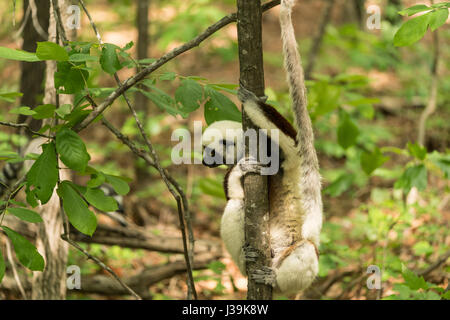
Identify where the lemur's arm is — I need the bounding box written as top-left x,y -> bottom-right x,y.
237,86 -> 298,163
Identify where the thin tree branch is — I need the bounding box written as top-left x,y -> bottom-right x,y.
13,3 -> 31,38
77,0 -> 103,45
29,0 -> 49,39
47,1 -> 143,300
0,121 -> 52,138
124,98 -> 198,299
79,0 -> 197,299
60,233 -> 142,300
1,251 -> 219,298
5,238 -> 28,299
304,0 -> 334,80
0,176 -> 27,212
72,0 -> 281,132
78,0 -> 198,294
417,250 -> 450,277
418,23 -> 440,146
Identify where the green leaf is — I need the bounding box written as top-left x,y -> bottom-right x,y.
31,104 -> 56,120
198,178 -> 225,199
360,148 -> 389,175
1,226 -> 45,271
57,181 -> 97,236
207,261 -> 226,275
159,72 -> 176,81
69,53 -> 98,62
424,291 -> 441,300
26,142 -> 59,204
428,8 -> 449,31
54,61 -> 89,94
412,241 -> 433,256
0,92 -> 23,102
394,13 -> 431,46
429,152 -> 450,178
55,104 -> 72,118
56,128 -> 90,172
443,290 -> 450,300
139,86 -> 179,116
0,46 -> 40,62
337,115 -> 359,149
7,207 -> 43,223
209,83 -> 238,95
0,250 -> 4,283
398,5 -> 430,16
36,41 -> 69,61
71,184 -> 118,212
84,187 -> 118,212
309,81 -> 340,117
407,142 -> 427,160
87,172 -> 106,188
100,43 -> 122,74
401,264 -> 428,290
9,106 -> 36,116
204,86 -> 241,125
104,174 -> 130,195
175,79 -> 203,113
394,164 -> 428,193
324,174 -> 354,197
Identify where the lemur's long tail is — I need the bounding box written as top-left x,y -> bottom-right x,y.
280,0 -> 318,170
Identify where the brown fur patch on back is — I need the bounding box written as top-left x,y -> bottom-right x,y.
259,101 -> 297,142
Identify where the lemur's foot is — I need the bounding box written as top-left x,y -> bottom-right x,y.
243,244 -> 260,264
237,82 -> 267,104
250,266 -> 277,287
238,157 -> 264,175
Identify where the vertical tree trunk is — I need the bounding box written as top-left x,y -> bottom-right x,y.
31,0 -> 75,300
305,0 -> 335,80
135,0 -> 149,113
353,0 -> 365,28
236,0 -> 272,300
18,0 -> 50,134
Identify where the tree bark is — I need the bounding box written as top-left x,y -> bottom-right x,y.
305,0 -> 335,80
30,0 -> 75,300
134,0 -> 150,113
18,0 -> 50,134
236,0 -> 272,300
353,0 -> 365,28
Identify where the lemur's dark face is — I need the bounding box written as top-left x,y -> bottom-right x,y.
201,121 -> 244,168
202,146 -> 221,168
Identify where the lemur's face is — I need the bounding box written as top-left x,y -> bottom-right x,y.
201,121 -> 243,168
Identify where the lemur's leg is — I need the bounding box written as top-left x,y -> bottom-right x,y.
249,240 -> 319,293
221,198 -> 246,274
221,157 -> 266,275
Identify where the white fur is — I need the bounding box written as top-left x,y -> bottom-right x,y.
221,198 -> 246,274
201,0 -> 323,296
202,120 -> 244,165
275,241 -> 318,294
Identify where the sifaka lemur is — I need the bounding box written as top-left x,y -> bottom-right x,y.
201,0 -> 322,295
